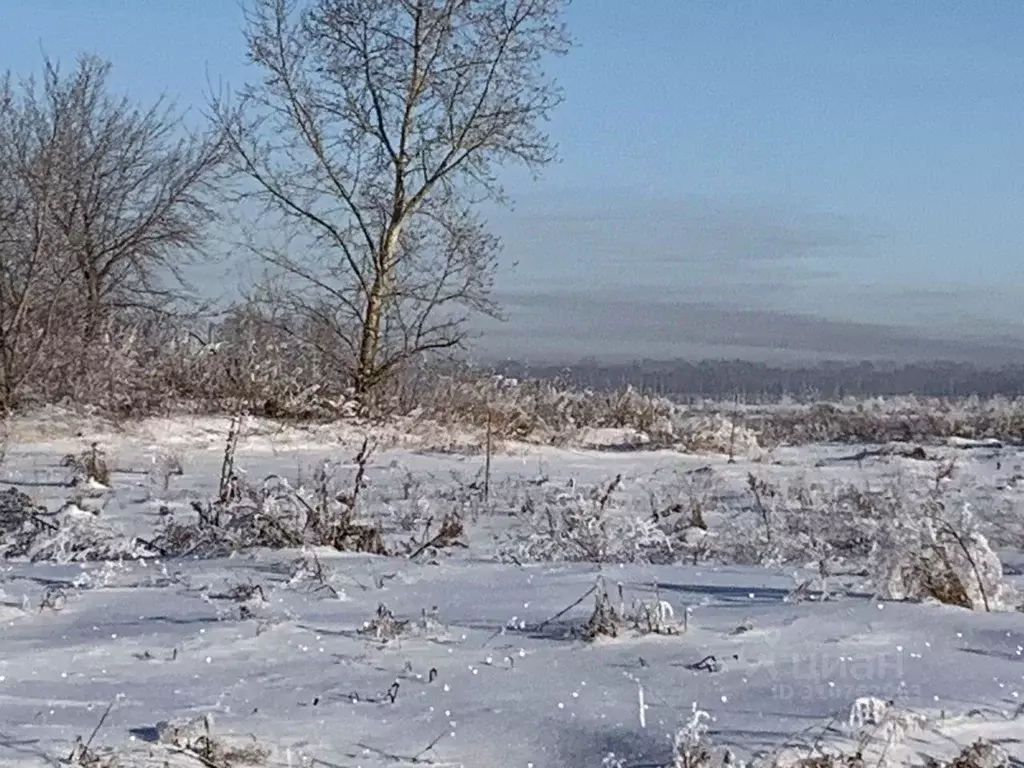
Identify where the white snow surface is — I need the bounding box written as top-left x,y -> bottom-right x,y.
1,411 -> 1024,767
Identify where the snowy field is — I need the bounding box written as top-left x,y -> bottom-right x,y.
2,411 -> 1024,768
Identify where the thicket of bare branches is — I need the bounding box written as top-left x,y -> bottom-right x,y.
0,52 -> 225,412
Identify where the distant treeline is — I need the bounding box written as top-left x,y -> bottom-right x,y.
492,359 -> 1024,401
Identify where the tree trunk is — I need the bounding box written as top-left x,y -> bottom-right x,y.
354,287 -> 384,399
353,225 -> 402,400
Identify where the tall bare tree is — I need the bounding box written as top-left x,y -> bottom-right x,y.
215,0 -> 571,400
0,72 -> 73,410
36,54 -> 227,340
0,54 -> 226,409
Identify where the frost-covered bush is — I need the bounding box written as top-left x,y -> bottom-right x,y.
497,477 -> 682,565
155,473 -> 387,557
730,470 -> 1017,611
1,490 -> 145,563
936,740 -> 1010,768
848,696 -> 927,747
727,475 -> 888,580
154,713 -> 270,766
673,413 -> 761,458
24,504 -> 146,563
0,487 -> 49,558
420,375 -> 679,443
417,373 -> 764,454
497,470 -> 733,566
665,702 -> 741,768
872,501 -> 1016,611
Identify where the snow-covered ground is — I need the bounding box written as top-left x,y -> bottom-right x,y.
2,412 -> 1024,768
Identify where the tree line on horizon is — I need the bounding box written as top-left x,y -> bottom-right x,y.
496,358 -> 1024,401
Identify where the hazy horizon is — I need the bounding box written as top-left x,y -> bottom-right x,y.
4,1 -> 1024,366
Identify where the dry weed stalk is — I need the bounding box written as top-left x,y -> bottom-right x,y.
407,512 -> 466,560
60,443 -> 111,486
218,415 -> 242,504
360,603 -> 409,642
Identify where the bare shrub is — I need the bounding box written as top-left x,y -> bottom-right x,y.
359,603 -> 410,642
0,51 -> 225,414
578,578 -> 684,641
725,468 -> 1017,611
931,740 -> 1010,768
498,476 -> 674,565
18,504 -> 146,563
155,713 -> 270,767
60,443 -> 111,486
156,473 -> 387,557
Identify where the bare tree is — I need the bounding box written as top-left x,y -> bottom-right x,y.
39,53 -> 226,341
0,72 -> 74,410
215,0 -> 570,400
0,54 -> 227,410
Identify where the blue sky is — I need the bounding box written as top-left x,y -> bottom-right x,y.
4,1 -> 1024,364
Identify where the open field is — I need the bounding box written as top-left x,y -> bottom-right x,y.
2,410 -> 1024,768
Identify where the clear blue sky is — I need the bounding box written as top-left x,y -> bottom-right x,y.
4,0 -> 1024,364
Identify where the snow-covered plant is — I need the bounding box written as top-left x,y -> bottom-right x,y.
848,696 -> 927,759
0,487 -> 50,558
673,413 -> 761,459
646,469 -> 721,564
632,595 -> 678,634
720,469 -> 1016,612
932,740 -> 1010,768
580,579 -> 685,640
421,375 -> 681,444
498,476 -> 675,564
871,493 -> 1016,612
154,471 -> 387,557
287,551 -> 344,599
758,395 -> 1024,446
729,475 -> 881,579
671,703 -> 714,768
18,504 -> 146,563
150,450 -> 184,491
848,696 -> 892,729
60,442 -> 111,486
156,712 -> 271,766
359,603 -> 409,642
